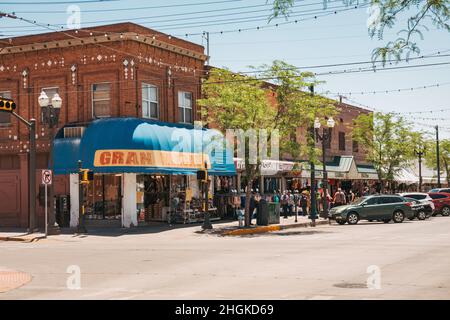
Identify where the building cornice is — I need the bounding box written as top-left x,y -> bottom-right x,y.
0,32 -> 207,61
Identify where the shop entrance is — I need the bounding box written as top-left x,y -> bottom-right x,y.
85,174 -> 123,220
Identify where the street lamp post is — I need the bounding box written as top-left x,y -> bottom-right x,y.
415,147 -> 425,192
314,117 -> 336,222
38,90 -> 62,235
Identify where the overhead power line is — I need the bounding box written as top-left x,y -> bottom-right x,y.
2,0 -> 118,4
324,82 -> 450,96
11,0 -> 244,13
5,0 -> 331,28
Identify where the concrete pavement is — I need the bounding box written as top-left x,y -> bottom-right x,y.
0,217 -> 449,299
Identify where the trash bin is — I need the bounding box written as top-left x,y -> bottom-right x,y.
257,199 -> 269,226
268,202 -> 281,225
257,200 -> 280,226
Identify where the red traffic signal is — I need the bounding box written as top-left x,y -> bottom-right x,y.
0,97 -> 16,112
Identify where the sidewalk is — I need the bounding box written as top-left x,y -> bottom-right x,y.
0,229 -> 46,243
203,215 -> 331,236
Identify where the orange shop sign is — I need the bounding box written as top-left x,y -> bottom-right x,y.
94,150 -> 211,169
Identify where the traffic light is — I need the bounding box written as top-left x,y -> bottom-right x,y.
197,169 -> 208,182
79,169 -> 94,184
0,97 -> 16,113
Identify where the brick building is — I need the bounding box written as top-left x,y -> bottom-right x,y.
0,23 -> 209,227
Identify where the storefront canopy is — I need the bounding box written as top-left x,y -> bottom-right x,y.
53,118 -> 236,176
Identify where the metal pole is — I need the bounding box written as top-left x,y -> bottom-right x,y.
45,184 -> 48,237
322,128 -> 329,222
29,119 -> 37,232
47,122 -> 60,235
202,162 -> 213,230
436,126 -> 441,188
417,150 -> 423,192
309,85 -> 317,226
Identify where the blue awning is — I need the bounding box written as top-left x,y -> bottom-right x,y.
52,118 -> 236,176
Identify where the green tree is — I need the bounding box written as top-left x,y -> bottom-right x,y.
270,0 -> 450,62
198,62 -> 336,226
352,112 -> 419,190
424,139 -> 450,185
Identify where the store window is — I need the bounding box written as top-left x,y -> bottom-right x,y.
178,91 -> 193,124
40,87 -> 60,125
142,83 -> 159,119
85,174 -> 122,220
0,91 -> 12,126
339,132 -> 346,151
92,83 -> 111,118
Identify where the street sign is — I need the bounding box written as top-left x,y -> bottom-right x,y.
42,169 -> 52,185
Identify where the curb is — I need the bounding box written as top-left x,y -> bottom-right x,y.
0,235 -> 45,243
222,220 -> 330,236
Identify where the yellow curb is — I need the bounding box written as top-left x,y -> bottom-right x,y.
0,236 -> 44,243
222,220 -> 330,236
223,225 -> 282,236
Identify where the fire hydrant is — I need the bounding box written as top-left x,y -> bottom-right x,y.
237,210 -> 245,228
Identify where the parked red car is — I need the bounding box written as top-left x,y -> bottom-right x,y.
428,192 -> 450,216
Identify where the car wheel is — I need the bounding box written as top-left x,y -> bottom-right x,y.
347,212 -> 359,225
383,219 -> 391,223
368,220 -> 373,222
442,206 -> 450,216
393,211 -> 405,223
417,211 -> 427,221
337,220 -> 346,225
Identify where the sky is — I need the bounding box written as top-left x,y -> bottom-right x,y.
1,0 -> 449,138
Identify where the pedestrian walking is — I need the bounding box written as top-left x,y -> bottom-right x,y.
333,188 -> 347,208
300,191 -> 309,216
281,191 -> 291,218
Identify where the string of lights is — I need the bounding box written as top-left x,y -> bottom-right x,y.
3,0 -> 337,30
0,4 -> 367,39
3,10 -> 450,82
322,82 -> 450,96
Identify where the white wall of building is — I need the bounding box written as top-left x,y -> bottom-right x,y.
69,174 -> 79,228
122,173 -> 137,228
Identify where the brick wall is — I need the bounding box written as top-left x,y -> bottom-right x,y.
0,22 -> 206,227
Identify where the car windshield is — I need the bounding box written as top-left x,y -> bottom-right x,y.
429,189 -> 439,193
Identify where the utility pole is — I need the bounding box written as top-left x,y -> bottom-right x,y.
203,31 -> 210,66
309,85 -> 317,226
436,126 -> 442,188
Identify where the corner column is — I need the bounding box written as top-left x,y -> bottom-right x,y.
69,173 -> 79,228
122,173 -> 137,228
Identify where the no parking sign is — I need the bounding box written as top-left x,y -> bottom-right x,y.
42,169 -> 52,185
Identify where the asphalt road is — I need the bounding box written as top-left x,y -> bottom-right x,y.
1,217 -> 449,300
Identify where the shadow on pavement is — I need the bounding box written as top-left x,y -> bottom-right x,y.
58,219 -> 237,238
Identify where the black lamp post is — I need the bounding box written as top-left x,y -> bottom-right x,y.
415,146 -> 425,192
314,117 -> 336,221
38,90 -> 62,235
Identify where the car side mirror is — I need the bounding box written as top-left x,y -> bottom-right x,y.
360,203 -> 366,207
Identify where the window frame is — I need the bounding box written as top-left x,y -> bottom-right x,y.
178,91 -> 193,124
40,86 -> 60,124
141,83 -> 159,120
91,82 -> 112,119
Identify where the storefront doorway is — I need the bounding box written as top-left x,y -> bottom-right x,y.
85,174 -> 123,220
